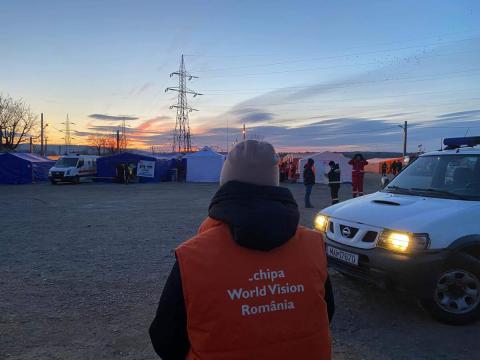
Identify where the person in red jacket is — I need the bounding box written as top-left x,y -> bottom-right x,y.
149,140 -> 334,360
348,153 -> 368,197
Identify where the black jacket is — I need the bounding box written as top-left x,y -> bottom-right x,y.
303,165 -> 315,185
149,181 -> 335,360
327,164 -> 341,185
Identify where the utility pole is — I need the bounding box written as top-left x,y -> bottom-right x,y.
45,137 -> 48,156
116,130 -> 120,152
398,121 -> 408,158
243,124 -> 246,141
40,113 -> 44,156
29,137 -> 33,153
166,55 -> 202,153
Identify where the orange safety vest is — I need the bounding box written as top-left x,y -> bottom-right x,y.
176,217 -> 331,360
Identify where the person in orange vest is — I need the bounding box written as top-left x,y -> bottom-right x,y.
150,140 -> 334,360
348,153 -> 368,197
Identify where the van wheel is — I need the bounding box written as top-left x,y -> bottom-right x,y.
50,180 -> 57,185
421,252 -> 480,325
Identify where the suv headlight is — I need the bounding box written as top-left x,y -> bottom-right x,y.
314,214 -> 329,232
378,230 -> 430,253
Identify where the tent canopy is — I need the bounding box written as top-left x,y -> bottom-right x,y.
0,152 -> 54,184
184,147 -> 225,183
298,152 -> 352,184
96,152 -> 176,182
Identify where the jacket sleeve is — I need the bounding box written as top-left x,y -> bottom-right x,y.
149,261 -> 190,360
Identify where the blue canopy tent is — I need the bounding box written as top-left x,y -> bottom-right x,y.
96,151 -> 177,183
0,153 -> 55,184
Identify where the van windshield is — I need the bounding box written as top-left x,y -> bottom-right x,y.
55,158 -> 79,168
384,154 -> 480,201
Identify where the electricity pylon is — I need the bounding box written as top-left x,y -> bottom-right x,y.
61,114 -> 75,154
166,55 -> 202,153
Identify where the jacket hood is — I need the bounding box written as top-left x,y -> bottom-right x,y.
208,181 -> 299,251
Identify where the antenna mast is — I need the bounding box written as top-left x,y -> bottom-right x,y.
166,55 -> 202,153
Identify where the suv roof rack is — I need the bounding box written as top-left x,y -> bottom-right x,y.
443,136 -> 480,150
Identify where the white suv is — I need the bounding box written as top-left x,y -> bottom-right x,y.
315,137 -> 480,324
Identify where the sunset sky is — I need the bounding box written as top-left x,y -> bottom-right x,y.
2,0 -> 480,153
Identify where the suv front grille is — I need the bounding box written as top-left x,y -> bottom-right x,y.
362,231 -> 378,243
339,225 -> 358,239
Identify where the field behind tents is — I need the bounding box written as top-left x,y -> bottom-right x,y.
1,174 -> 479,359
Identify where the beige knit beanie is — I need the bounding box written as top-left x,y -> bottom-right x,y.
220,140 -> 280,186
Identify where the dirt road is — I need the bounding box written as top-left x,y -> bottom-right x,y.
1,175 -> 478,359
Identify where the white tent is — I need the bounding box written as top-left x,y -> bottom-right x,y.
185,147 -> 225,183
298,152 -> 352,184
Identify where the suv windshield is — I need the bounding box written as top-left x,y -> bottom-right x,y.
55,157 -> 79,168
384,154 -> 480,201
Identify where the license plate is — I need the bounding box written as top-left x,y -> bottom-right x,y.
326,245 -> 359,266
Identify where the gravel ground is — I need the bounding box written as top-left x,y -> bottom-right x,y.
1,174 -> 479,359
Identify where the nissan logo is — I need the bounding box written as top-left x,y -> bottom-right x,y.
342,226 -> 352,238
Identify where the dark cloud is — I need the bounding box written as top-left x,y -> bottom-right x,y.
437,110 -> 480,119
240,112 -> 276,123
380,112 -> 413,118
88,114 -> 139,121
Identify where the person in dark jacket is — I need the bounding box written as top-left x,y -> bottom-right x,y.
327,161 -> 341,205
149,140 -> 334,360
303,158 -> 315,208
390,161 -> 397,176
381,162 -> 387,177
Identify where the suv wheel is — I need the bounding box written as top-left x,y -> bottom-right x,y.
422,252 -> 480,325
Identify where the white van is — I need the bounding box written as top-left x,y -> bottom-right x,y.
315,136 -> 480,324
49,155 -> 98,184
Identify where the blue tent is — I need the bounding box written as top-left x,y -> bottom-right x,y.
96,151 -> 177,183
0,153 -> 55,184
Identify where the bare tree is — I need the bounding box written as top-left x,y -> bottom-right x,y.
0,94 -> 37,151
88,134 -> 104,156
88,133 -> 118,155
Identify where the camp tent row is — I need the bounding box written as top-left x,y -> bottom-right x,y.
0,147 -> 226,184
1,149 -> 381,185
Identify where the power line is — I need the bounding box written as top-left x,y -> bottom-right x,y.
191,36 -> 480,73
198,68 -> 480,95
186,27 -> 480,60
196,87 -> 480,108
196,48 -> 480,80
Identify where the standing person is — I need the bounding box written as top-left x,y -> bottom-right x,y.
396,160 -> 403,174
303,158 -> 315,208
150,140 -> 334,360
327,161 -> 341,205
348,154 -> 368,197
381,162 -> 387,177
123,163 -> 130,184
390,161 -> 397,176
